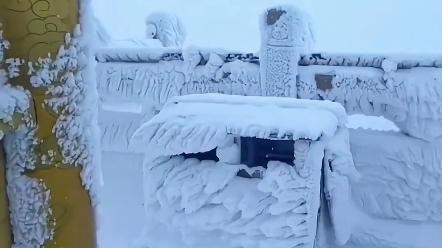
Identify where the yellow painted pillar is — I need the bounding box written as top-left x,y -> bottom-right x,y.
0,1 -> 96,248
0,143 -> 12,248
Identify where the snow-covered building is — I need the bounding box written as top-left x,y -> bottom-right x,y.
96,4 -> 442,248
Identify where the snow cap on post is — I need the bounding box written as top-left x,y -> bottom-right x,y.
260,5 -> 315,52
259,5 -> 315,97
145,12 -> 187,47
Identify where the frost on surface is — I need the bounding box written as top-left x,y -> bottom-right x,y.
319,127 -> 359,246
259,5 -> 314,97
0,25 -> 29,138
97,51 -> 442,141
297,66 -> 442,141
3,126 -> 53,247
96,59 -> 262,110
0,22 -> 53,246
315,128 -> 442,248
99,109 -> 144,153
134,94 -> 347,248
25,0 -> 103,220
145,12 -> 187,47
350,128 -> 442,222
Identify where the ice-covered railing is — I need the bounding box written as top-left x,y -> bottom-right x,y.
96,47 -> 442,69
96,6 -> 442,144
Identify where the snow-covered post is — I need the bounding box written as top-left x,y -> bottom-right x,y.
145,12 -> 187,47
259,5 -> 315,97
0,1 -> 101,248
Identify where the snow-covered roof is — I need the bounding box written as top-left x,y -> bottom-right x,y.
132,94 -> 346,156
95,47 -> 442,70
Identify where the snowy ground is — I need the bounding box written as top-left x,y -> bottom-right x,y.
98,112 -> 398,248
99,152 -> 144,248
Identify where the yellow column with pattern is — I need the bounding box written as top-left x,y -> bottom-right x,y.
0,142 -> 11,248
0,1 -> 96,248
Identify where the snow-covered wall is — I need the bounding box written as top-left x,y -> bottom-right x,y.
324,128 -> 442,248
133,94 -> 350,248
97,50 -> 442,141
96,5 -> 442,247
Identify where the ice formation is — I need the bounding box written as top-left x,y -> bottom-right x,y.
2,0 -> 103,245
132,94 -> 353,248
0,24 -> 52,246
94,3 -> 442,248
145,12 -> 187,47
259,5 -> 315,97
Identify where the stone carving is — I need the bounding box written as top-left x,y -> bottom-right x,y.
145,12 -> 187,47
259,5 -> 315,98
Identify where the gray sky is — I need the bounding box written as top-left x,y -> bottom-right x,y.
93,0 -> 442,54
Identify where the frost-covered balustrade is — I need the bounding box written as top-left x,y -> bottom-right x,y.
132,93 -> 354,248
97,12 -> 187,153
96,7 -> 442,142
96,4 -> 442,248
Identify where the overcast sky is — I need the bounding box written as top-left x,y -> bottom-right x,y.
93,0 -> 442,54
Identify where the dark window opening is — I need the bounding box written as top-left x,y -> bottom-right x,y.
238,137 -> 294,178
181,148 -> 219,162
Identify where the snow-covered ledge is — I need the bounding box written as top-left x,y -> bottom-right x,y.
132,93 -> 354,248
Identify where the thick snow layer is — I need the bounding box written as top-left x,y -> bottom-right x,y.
96,61 -> 262,109
3,126 -> 53,247
106,39 -> 163,48
259,5 -> 314,97
95,46 -> 442,70
140,141 -> 326,248
167,94 -> 347,124
134,93 -> 352,248
322,128 -> 359,246
312,127 -> 442,248
0,83 -> 28,131
132,94 -> 346,157
145,12 -> 187,47
350,128 -> 442,222
298,66 -> 442,141
0,35 -> 29,135
96,51 -> 442,140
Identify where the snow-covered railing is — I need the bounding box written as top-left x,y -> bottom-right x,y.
96,5 -> 442,248
96,6 -> 442,144
96,46 -> 442,69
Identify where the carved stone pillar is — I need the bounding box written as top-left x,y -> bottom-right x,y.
0,1 -> 96,248
259,5 -> 315,98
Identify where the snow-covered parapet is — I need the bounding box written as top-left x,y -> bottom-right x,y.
132,94 -> 349,248
325,128 -> 442,248
259,5 -> 315,97
145,12 -> 187,47
297,66 -> 442,141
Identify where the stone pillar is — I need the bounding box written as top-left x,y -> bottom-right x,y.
0,1 -> 96,248
259,5 -> 315,98
0,143 -> 11,248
